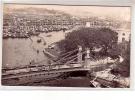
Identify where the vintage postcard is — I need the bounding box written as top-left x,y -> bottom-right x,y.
2,4 -> 131,88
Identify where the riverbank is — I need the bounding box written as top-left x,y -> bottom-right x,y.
2,27 -> 73,39
2,27 -> 78,68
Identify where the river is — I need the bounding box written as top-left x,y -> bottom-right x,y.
2,30 -> 66,68
2,26 -> 80,69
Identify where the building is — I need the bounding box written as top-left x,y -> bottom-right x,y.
86,22 -> 91,27
115,29 -> 130,43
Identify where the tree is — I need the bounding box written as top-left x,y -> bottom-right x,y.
58,27 -> 118,58
111,41 -> 130,77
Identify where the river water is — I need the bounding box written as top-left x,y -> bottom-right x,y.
2,31 -> 66,68
2,28 -> 117,69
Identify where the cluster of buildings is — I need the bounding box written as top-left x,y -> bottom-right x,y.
3,13 -> 75,38
3,12 -> 131,44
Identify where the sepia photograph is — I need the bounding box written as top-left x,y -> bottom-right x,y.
1,4 -> 131,88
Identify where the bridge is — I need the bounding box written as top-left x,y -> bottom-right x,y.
2,46 -> 123,87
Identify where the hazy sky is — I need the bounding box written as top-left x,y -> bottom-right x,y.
4,4 -> 131,21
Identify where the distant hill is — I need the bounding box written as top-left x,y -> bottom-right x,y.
4,7 -> 72,17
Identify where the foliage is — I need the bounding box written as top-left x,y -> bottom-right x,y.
111,42 -> 130,77
58,27 -> 118,58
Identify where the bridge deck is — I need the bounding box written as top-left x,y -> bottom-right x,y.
2,67 -> 90,80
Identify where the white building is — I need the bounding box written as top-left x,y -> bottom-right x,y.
86,22 -> 91,27
115,29 -> 130,43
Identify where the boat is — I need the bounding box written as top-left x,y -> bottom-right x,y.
37,39 -> 42,43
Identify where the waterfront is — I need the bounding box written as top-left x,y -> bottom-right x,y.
2,30 -> 66,68
2,4 -> 130,88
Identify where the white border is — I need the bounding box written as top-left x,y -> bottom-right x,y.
2,0 -> 135,6
0,0 -> 135,90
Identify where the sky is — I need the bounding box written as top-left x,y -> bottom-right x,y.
4,4 -> 131,21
